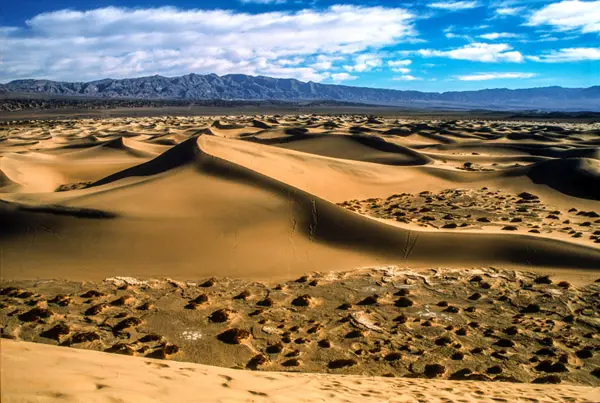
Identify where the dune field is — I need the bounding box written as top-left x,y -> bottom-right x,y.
1,114 -> 599,401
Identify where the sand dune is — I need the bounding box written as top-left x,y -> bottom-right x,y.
2,115 -> 600,401
3,340 -> 598,403
2,129 -> 599,281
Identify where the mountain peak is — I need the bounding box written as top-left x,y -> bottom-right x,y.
1,74 -> 598,111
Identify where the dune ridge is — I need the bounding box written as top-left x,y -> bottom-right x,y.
2,115 -> 600,402
2,128 -> 600,281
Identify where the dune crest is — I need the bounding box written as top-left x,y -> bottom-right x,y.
2,120 -> 600,281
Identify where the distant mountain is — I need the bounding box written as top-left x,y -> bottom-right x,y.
1,73 -> 599,111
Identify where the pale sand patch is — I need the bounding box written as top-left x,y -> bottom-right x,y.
2,339 -> 598,403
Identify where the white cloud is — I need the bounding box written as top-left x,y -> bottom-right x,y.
528,47 -> 600,62
277,57 -> 303,66
393,75 -> 422,81
388,60 -> 412,67
428,1 -> 480,11
310,61 -> 332,70
387,60 -> 412,73
456,72 -> 536,81
527,0 -> 600,33
417,43 -> 524,62
479,32 -> 519,40
0,27 -> 20,35
0,5 -> 416,82
495,7 -> 524,16
331,72 -> 357,82
343,54 -> 383,73
445,32 -> 471,40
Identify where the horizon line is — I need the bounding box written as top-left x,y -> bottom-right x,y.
2,73 -> 599,94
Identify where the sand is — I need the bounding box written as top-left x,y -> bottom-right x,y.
1,116 -> 599,281
2,267 -> 600,385
1,114 -> 600,401
2,339 -> 599,403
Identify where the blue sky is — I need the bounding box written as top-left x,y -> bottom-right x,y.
0,0 -> 598,91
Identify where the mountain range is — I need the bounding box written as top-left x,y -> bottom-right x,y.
2,73 -> 599,111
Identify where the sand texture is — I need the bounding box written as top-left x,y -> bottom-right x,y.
1,116 -> 600,281
1,114 -> 600,401
2,339 -> 599,403
2,267 -> 600,385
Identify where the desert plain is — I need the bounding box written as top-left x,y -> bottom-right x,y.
1,113 -> 599,402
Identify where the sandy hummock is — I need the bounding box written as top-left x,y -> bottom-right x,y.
1,114 -> 600,401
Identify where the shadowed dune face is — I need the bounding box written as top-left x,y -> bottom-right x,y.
1,115 -> 599,282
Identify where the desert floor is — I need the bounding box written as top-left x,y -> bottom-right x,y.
1,114 -> 599,401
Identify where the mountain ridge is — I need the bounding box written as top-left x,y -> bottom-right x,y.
2,73 -> 599,111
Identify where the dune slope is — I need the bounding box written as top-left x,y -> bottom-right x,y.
2,340 -> 598,403
2,133 -> 599,281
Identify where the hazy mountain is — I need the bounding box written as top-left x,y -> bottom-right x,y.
1,73 -> 599,111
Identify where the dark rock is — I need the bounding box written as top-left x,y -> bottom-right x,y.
209,309 -> 233,323
247,354 -> 269,369
487,366 -> 502,374
451,352 -> 464,360
345,330 -> 363,339
358,295 -> 379,305
444,306 -> 460,313
138,334 -> 163,343
200,279 -> 216,287
114,317 -> 143,332
575,349 -> 593,359
534,275 -> 552,284
435,336 -> 453,346
266,343 -> 283,354
85,303 -> 108,316
395,297 -> 414,308
71,331 -> 100,343
281,358 -> 301,367
533,375 -> 561,384
291,295 -> 311,307
106,343 -> 137,355
48,295 -> 71,306
41,323 -> 70,340
518,192 -> 539,201
424,364 -> 446,378
18,307 -> 53,322
393,314 -> 408,323
328,359 -> 357,369
234,290 -> 251,300
394,289 -> 411,297
521,304 -> 541,314
218,328 -> 251,344
455,328 -> 468,336
384,352 -> 402,361
495,339 -> 515,348
535,360 -> 568,373
257,297 -> 273,307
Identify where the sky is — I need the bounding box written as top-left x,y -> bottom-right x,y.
0,0 -> 598,92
